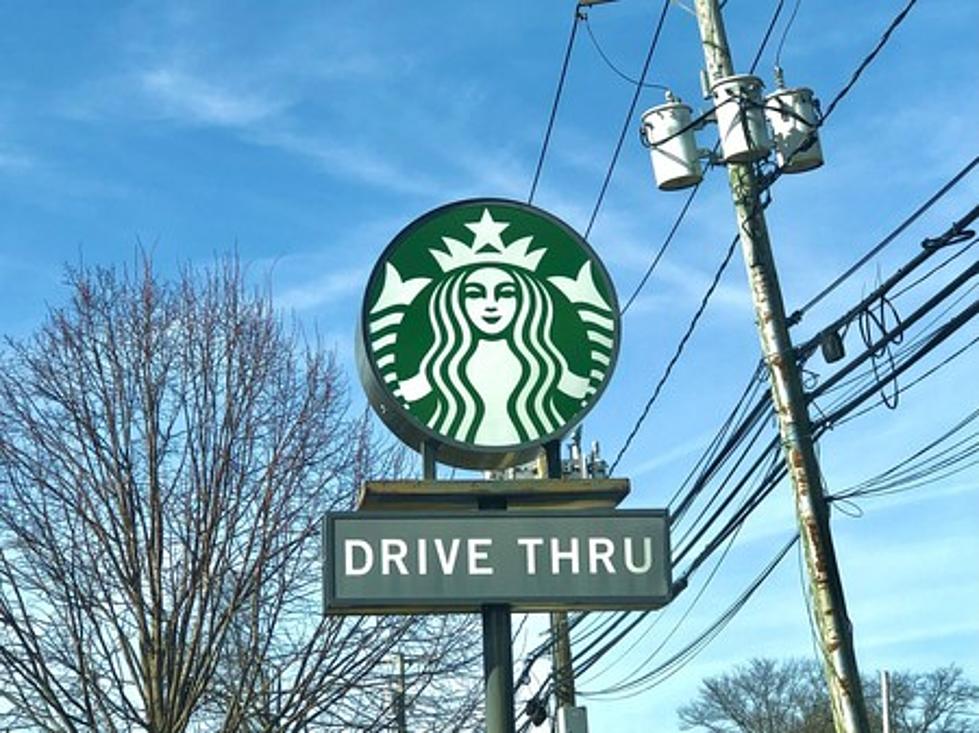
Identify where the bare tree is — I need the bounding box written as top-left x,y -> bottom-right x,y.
679,658 -> 979,733
678,658 -> 831,733
0,257 -> 480,732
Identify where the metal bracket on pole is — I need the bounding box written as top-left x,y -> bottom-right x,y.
421,439 -> 439,481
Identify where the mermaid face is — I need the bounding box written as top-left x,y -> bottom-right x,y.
462,267 -> 518,337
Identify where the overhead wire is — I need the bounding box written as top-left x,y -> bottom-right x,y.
583,13 -> 669,91
759,0 -> 923,197
774,0 -> 802,67
787,157 -> 979,327
575,266 -> 978,694
818,0 -> 919,124
830,405 -> 979,502
528,7 -> 583,205
813,279 -> 979,425
609,233 -> 740,474
585,0 -> 672,239
579,534 -> 799,699
668,385 -> 769,526
621,0 -> 783,315
553,0 -> 815,700
619,183 -> 701,316
827,329 -> 979,430
576,520 -> 744,687
748,0 -> 785,75
813,299 -> 979,433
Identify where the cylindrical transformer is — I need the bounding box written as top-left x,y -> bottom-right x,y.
640,101 -> 703,191
710,74 -> 772,163
765,86 -> 824,173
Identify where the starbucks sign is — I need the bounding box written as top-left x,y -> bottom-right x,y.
356,199 -> 620,469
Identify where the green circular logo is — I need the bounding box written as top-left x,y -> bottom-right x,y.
356,199 -> 620,469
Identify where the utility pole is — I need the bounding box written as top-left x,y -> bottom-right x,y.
691,2 -> 870,732
545,441 -> 577,719
393,653 -> 407,733
881,670 -> 891,733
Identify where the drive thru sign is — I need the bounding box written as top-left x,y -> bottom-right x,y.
323,509 -> 671,614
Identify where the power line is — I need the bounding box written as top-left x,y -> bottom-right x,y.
819,0 -> 919,124
619,183 -> 701,315
528,8 -> 582,205
796,202 -> 979,369
617,0 -> 782,314
585,0 -> 671,239
577,534 -> 799,699
572,205 -> 978,718
747,0 -> 785,75
759,0 -> 924,194
831,405 -> 979,502
774,0 -> 803,67
668,385 -> 769,526
576,521 -> 744,686
814,298 -> 979,432
813,280 -> 979,424
582,13 -> 669,91
807,255 -> 979,405
787,157 -> 979,327
609,233 -> 740,474
516,3 -> 944,714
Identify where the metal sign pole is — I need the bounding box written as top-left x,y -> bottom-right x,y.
482,602 -> 516,733
424,442 -> 516,733
479,486 -> 515,733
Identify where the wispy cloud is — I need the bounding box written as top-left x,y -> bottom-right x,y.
138,67 -> 286,127
0,147 -> 35,171
274,266 -> 367,313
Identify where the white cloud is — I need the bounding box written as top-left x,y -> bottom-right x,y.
138,67 -> 286,127
274,266 -> 367,313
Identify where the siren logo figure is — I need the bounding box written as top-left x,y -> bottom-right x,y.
363,203 -> 618,454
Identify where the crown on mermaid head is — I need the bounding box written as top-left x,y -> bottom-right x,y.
430,208 -> 545,273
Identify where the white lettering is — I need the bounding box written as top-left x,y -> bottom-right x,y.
550,537 -> 580,575
468,538 -> 493,575
624,536 -> 654,574
588,537 -> 616,575
517,537 -> 544,575
344,539 -> 374,576
381,538 -> 409,576
417,538 -> 428,576
434,538 -> 461,575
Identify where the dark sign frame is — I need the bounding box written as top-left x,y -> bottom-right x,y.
322,509 -> 671,614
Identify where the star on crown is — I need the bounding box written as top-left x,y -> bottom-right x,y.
430,209 -> 546,273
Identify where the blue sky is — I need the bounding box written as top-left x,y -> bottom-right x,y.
0,1 -> 976,730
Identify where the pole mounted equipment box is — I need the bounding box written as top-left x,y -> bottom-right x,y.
641,98 -> 704,191
710,74 -> 772,163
